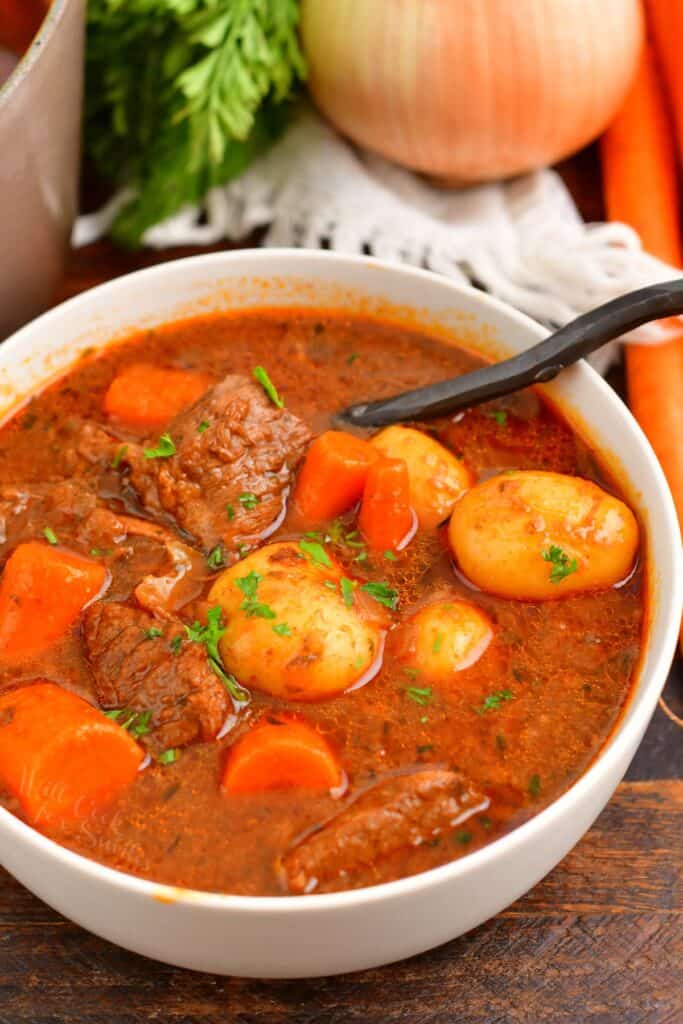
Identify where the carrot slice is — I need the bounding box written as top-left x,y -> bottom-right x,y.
222,716 -> 342,794
645,0 -> 683,170
103,363 -> 211,429
359,456 -> 414,552
601,46 -> 683,551
0,682 -> 143,827
0,542 -> 107,660
294,430 -> 378,522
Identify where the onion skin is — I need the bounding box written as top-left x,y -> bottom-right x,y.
301,0 -> 644,182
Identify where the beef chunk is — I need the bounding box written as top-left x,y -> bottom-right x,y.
125,375 -> 311,553
282,769 -> 490,894
83,601 -> 229,751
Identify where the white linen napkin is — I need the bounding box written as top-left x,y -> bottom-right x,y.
74,107 -> 680,373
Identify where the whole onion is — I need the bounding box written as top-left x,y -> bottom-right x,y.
301,0 -> 644,182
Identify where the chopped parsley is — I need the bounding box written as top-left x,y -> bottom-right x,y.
42,527 -> 58,546
384,550 -> 397,561
542,544 -> 578,584
405,685 -> 433,707
206,546 -> 224,570
299,539 -> 332,568
197,420 -> 210,433
347,352 -> 359,365
237,544 -> 249,560
142,627 -> 164,640
239,492 -> 260,510
185,605 -> 249,703
360,580 -> 398,610
432,630 -> 444,654
404,667 -> 420,680
487,409 -> 507,426
235,571 -> 275,619
454,830 -> 472,845
104,707 -> 151,738
475,689 -> 514,715
143,433 -> 176,460
528,774 -> 542,797
110,444 -> 128,469
340,577 -> 355,608
272,622 -> 292,637
89,547 -> 112,558
170,635 -> 183,655
253,365 -> 284,408
158,748 -> 179,765
417,743 -> 435,755
226,504 -> 236,521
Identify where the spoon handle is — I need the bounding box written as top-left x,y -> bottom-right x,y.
342,278 -> 683,427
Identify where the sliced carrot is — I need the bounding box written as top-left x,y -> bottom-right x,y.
294,430 -> 378,523
0,542 -> 107,660
222,716 -> 342,794
359,456 -> 414,552
0,682 -> 143,828
645,0 -> 683,169
103,363 -> 212,429
601,46 -> 683,539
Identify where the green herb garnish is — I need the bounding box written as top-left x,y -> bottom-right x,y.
475,690 -> 514,715
234,571 -> 276,619
528,774 -> 542,797
238,492 -> 260,510
206,546 -> 224,570
226,504 -> 235,521
454,830 -> 472,845
143,433 -> 176,460
405,686 -> 433,707
432,631 -> 444,654
89,547 -> 113,558
170,635 -> 183,656
142,627 -> 164,640
361,581 -> 398,610
347,352 -> 359,365
487,410 -> 507,426
197,420 -> 210,434
253,366 -> 284,408
43,527 -> 58,546
272,622 -> 292,637
111,444 -> 128,469
384,550 -> 397,561
185,606 -> 249,703
542,544 -> 579,584
299,539 -> 332,568
340,577 -> 355,608
104,708 -> 151,738
158,748 -> 179,765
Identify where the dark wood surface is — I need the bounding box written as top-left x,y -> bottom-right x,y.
0,145 -> 681,1022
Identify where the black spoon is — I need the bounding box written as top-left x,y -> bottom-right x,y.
341,278 -> 683,427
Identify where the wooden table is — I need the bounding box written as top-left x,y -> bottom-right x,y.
1,147 -> 681,1024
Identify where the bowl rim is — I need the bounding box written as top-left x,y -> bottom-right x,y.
0,0 -> 70,106
0,248 -> 680,914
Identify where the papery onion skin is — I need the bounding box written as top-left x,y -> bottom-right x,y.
301,0 -> 644,182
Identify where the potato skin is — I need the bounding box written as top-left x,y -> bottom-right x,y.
448,471 -> 639,600
396,600 -> 493,684
208,542 -> 385,700
371,426 -> 473,528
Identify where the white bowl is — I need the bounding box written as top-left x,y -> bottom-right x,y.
0,250 -> 680,978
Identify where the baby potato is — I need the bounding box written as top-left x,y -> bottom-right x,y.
448,471 -> 639,600
397,600 -> 493,684
208,542 -> 385,701
371,425 -> 473,528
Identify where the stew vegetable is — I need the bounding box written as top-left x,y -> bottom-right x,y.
0,311 -> 644,895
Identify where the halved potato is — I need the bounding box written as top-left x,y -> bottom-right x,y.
208,542 -> 386,700
448,471 -> 639,600
371,425 -> 473,528
396,599 -> 493,684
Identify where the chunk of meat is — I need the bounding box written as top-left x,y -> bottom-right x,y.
282,769 -> 490,894
125,375 -> 311,553
83,601 -> 229,752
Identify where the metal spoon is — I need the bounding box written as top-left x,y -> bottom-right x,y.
341,278 -> 683,427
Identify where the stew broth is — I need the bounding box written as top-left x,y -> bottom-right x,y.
0,312 -> 644,895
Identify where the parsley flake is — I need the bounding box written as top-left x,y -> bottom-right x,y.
206,546 -> 224,570
405,686 -> 433,707
235,571 -> 276,619
299,539 -> 332,568
197,420 -> 210,434
226,504 -> 236,521
253,366 -> 284,408
158,748 -> 179,765
104,708 -> 151,738
111,444 -> 128,469
528,774 -> 542,797
43,527 -> 58,546
170,635 -> 183,655
361,581 -> 398,610
239,492 -> 260,510
340,577 -> 355,608
542,544 -> 578,584
184,606 -> 249,703
475,690 -> 514,715
384,550 -> 397,561
272,622 -> 292,637
142,627 -> 164,640
487,410 -> 507,426
143,433 -> 176,460
432,630 -> 444,654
